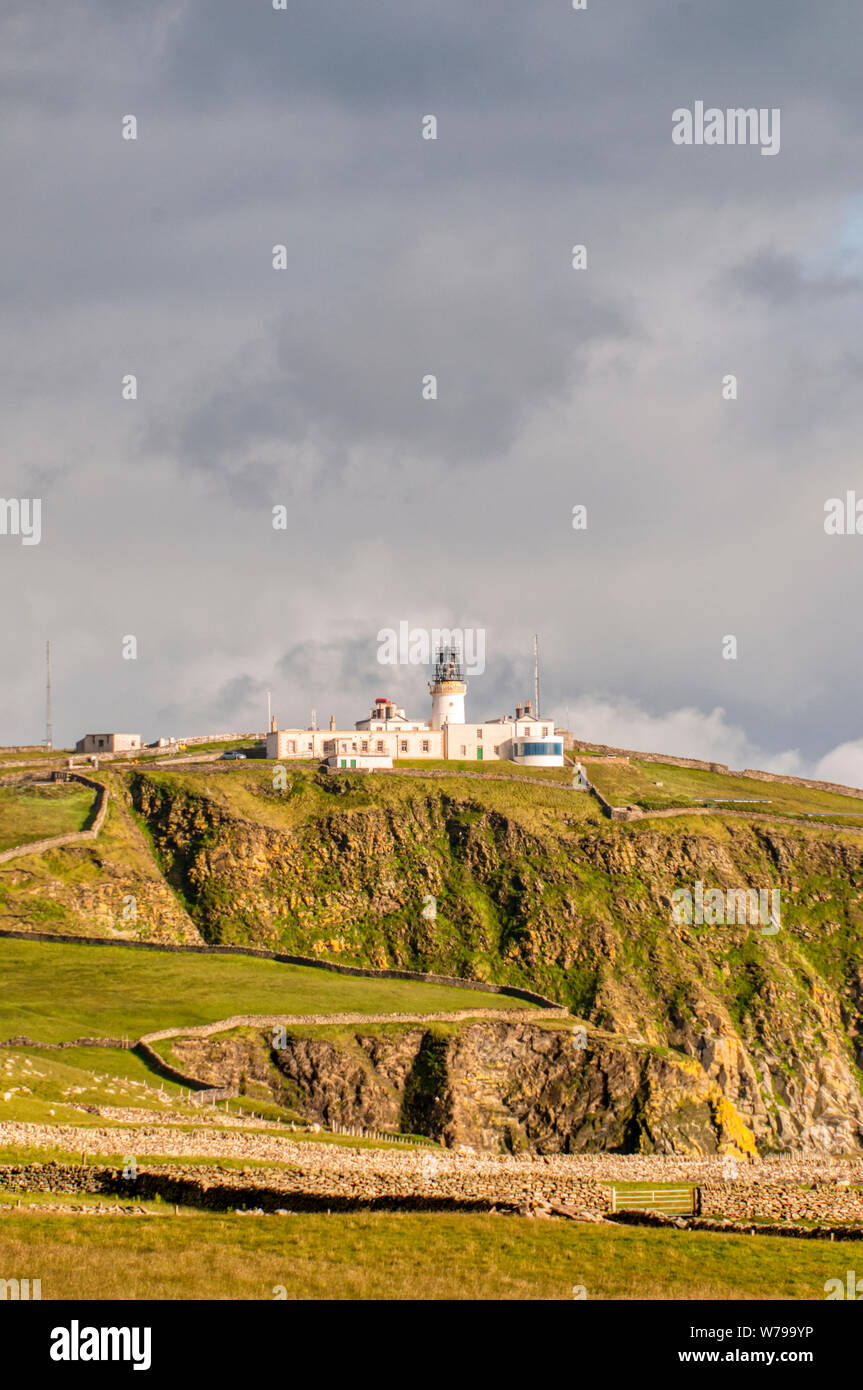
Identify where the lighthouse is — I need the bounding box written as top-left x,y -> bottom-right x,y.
429,645 -> 467,730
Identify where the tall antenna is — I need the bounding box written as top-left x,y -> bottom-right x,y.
267,690 -> 271,729
45,640 -> 53,750
311,708 -> 317,731
533,634 -> 540,719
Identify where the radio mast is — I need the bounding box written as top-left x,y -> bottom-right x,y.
45,641 -> 53,750
533,634 -> 540,719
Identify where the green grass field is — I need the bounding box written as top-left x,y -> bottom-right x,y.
130,761 -> 596,839
393,759 -> 572,780
0,783 -> 96,852
584,758 -> 863,821
0,1209 -> 845,1300
0,1047 -> 189,1126
0,937 -> 532,1044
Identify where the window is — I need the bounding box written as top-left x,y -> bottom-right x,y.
376,740 -> 384,752
518,741 -> 563,758
460,745 -> 466,756
421,740 -> 429,752
361,741 -> 368,751
307,742 -> 313,752
400,740 -> 408,752
288,740 -> 296,754
542,727 -> 548,737
476,729 -> 482,739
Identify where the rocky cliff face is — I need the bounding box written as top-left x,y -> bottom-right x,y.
169,1021 -> 759,1156
131,768 -> 863,1154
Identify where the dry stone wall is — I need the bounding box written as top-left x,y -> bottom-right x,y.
701,1181 -> 863,1223
0,776 -> 108,864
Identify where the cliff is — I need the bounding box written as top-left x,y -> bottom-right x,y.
118,763 -> 863,1154
167,1019 -> 759,1156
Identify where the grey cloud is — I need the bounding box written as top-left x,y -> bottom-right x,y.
723,249 -> 863,306
2,0 -> 863,769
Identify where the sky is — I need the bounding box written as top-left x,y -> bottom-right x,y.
2,0 -> 862,783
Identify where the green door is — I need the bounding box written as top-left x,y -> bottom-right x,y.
350,759 -> 356,768
340,759 -> 346,767
476,747 -> 483,760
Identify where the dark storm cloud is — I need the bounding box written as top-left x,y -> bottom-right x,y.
3,0 -> 863,781
149,264 -> 630,491
723,249 -> 863,306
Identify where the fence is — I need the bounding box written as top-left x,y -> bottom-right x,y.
329,1121 -> 435,1146
610,1185 -> 697,1216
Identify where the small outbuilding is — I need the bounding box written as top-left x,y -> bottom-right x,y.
75,733 -> 141,755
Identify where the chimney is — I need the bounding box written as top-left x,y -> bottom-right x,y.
515,704 -> 523,719
270,714 -> 277,733
329,714 -> 336,732
525,700 -> 532,715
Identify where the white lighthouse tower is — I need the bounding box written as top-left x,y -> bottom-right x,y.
429,645 -> 467,730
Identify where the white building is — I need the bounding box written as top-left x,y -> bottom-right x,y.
75,733 -> 141,754
265,648 -> 564,768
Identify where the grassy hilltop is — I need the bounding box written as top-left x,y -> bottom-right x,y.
3,758 -> 863,1152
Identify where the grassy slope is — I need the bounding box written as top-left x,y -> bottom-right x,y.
585,757 -> 863,819
7,760 -> 863,1148
0,1046 -> 188,1126
0,1209 -> 843,1299
0,937 -> 530,1043
125,762 -> 863,995
0,783 -> 95,852
0,772 -> 198,938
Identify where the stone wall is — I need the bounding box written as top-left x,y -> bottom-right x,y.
701,1180 -> 863,1223
141,1006 -> 565,1048
0,1036 -> 131,1051
738,767 -> 863,802
0,775 -> 108,865
588,782 -> 712,824
0,1160 -> 610,1217
574,740 -> 729,774
6,1157 -> 863,1226
574,738 -> 863,801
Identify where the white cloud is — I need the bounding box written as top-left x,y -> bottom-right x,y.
555,695 -> 863,792
813,740 -> 863,791
553,695 -> 807,775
